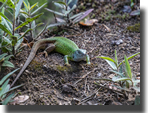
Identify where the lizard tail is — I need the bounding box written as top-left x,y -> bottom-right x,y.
11,38 -> 55,87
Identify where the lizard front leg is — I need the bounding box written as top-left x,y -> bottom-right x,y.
86,54 -> 91,65
64,55 -> 71,66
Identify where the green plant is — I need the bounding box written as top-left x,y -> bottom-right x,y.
0,68 -> 23,105
0,0 -> 44,55
98,50 -> 140,70
21,0 -> 47,39
96,50 -> 140,92
0,53 -> 14,71
45,0 -> 94,29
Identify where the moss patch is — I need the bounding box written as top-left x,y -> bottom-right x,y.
127,23 -> 140,33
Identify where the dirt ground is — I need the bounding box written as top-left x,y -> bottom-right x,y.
2,0 -> 140,105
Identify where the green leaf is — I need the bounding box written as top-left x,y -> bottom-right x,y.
31,3 -> 47,15
110,70 -> 124,77
0,79 -> 9,97
54,1 -> 67,7
45,8 -> 64,16
0,15 -> 1,23
64,5 -> 76,15
1,17 -> 13,33
70,12 -> 83,20
2,92 -> 15,105
2,60 -> 14,68
106,60 -> 117,70
3,36 -> 11,44
15,13 -> 43,31
53,2 -> 65,9
0,24 -> 12,36
23,0 -> 30,11
15,0 -> 23,19
118,52 -> 140,67
1,84 -> 10,99
30,2 -> 38,11
112,77 -> 131,82
2,84 -> 23,96
0,12 -> 12,23
67,0 -> 73,5
97,56 -> 115,63
0,0 -> 15,9
4,55 -> 13,61
98,56 -> 117,70
114,50 -> 118,66
46,22 -> 66,29
0,53 -> 7,61
124,55 -> 132,78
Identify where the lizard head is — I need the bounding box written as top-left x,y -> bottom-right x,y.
72,49 -> 87,61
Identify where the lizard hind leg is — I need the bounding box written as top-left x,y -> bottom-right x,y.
43,44 -> 56,58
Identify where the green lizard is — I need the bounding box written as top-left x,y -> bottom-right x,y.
11,37 -> 90,87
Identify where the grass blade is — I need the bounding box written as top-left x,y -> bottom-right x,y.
124,55 -> 132,78
118,52 -> 140,67
115,50 -> 118,66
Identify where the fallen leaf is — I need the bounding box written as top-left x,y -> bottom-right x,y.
11,95 -> 29,105
79,18 -> 98,26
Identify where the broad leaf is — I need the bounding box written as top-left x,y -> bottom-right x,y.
15,0 -> 23,19
4,55 -> 13,61
15,13 -> 43,31
2,92 -> 15,105
54,1 -> 67,7
0,79 -> 9,97
64,4 -> 76,15
2,17 -> 13,33
53,2 -> 65,9
45,8 -> 64,16
46,22 -> 66,29
0,53 -> 7,61
112,77 -> 131,82
0,24 -> 12,36
3,84 -> 23,96
70,12 -> 83,20
2,60 -> 14,68
106,60 -> 117,70
0,12 -> 12,23
31,3 -> 47,15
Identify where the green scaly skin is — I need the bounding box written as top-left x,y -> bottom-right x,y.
11,37 -> 90,87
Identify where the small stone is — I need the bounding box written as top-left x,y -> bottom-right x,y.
109,74 -> 114,79
97,72 -> 102,77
